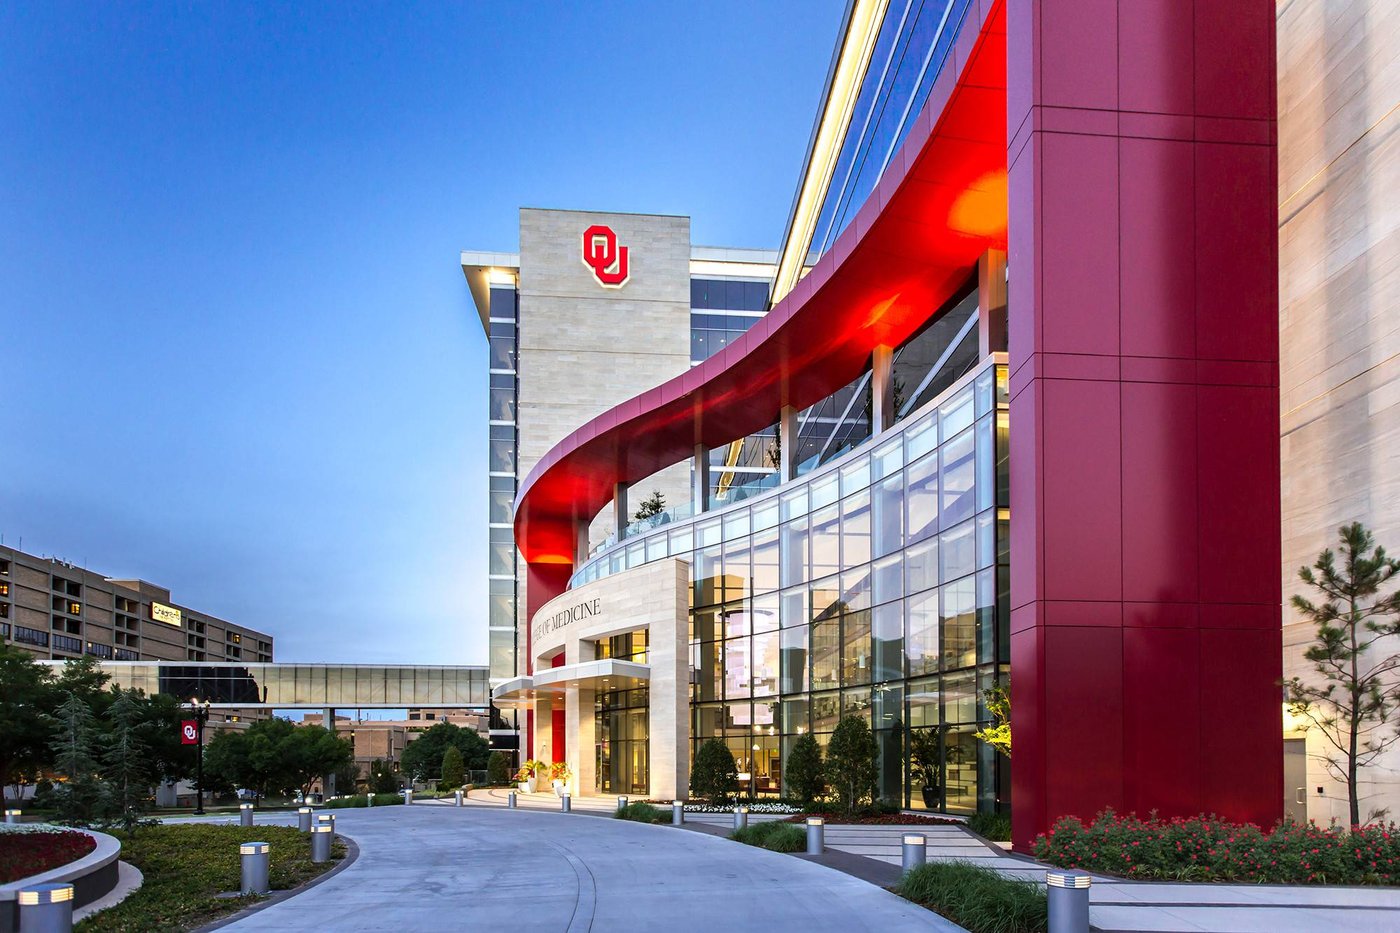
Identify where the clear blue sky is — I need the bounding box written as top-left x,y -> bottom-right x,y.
0,2 -> 842,664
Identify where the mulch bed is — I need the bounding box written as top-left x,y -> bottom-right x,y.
0,829 -> 96,883
783,812 -> 968,826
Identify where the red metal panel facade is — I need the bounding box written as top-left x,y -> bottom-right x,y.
1006,0 -> 1281,849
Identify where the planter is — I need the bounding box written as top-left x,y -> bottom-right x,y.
0,828 -> 122,933
920,785 -> 940,809
519,777 -> 537,794
551,780 -> 565,797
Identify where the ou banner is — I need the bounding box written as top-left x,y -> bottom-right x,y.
180,720 -> 199,745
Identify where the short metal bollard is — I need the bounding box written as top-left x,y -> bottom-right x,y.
5,809 -> 20,825
239,841 -> 270,896
454,790 -> 463,807
507,791 -> 517,809
561,793 -> 572,813
733,806 -> 748,832
671,800 -> 684,825
805,817 -> 825,854
17,882 -> 73,933
902,833 -> 927,872
310,824 -> 333,863
403,789 -> 414,805
239,802 -> 254,827
1046,871 -> 1092,933
367,793 -> 374,807
317,813 -> 336,840
616,795 -> 628,812
297,807 -> 313,832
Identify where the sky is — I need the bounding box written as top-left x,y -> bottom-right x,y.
0,1 -> 843,667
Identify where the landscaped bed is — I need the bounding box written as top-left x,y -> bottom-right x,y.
75,823 -> 345,933
897,861 -> 1046,933
1036,810 -> 1400,885
782,811 -> 966,826
0,826 -> 97,883
730,821 -> 807,853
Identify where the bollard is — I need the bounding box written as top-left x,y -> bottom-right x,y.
561,792 -> 571,813
1046,872 -> 1091,933
454,791 -> 463,807
239,842 -> 270,896
733,806 -> 748,832
297,807 -> 313,832
239,802 -> 254,827
671,800 -> 684,826
17,882 -> 73,933
367,793 -> 374,807
5,809 -> 19,825
463,786 -> 470,799
616,795 -> 628,812
317,813 -> 336,841
507,791 -> 517,809
310,824 -> 332,863
805,817 -> 825,854
902,834 -> 927,872
403,789 -> 414,805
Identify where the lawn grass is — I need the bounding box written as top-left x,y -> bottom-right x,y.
896,861 -> 1046,933
76,824 -> 345,933
731,821 -> 807,853
615,802 -> 670,824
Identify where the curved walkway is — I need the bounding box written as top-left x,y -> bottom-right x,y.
217,804 -> 954,932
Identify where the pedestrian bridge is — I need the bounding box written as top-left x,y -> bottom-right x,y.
42,661 -> 491,709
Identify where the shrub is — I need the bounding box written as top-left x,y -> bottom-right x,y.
731,821 -> 806,853
897,861 -> 1046,933
487,751 -> 511,785
785,734 -> 825,805
969,811 -> 1012,841
440,746 -> 466,789
371,793 -> 404,807
1034,810 -> 1400,885
690,738 -> 740,804
825,716 -> 878,815
324,793 -> 404,809
0,827 -> 96,883
615,802 -> 670,824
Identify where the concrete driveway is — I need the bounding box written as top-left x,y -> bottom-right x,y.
216,804 -> 956,932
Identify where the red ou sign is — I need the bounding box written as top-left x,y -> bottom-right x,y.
180,720 -> 199,744
581,225 -> 630,287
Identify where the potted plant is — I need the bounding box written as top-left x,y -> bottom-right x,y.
908,728 -> 941,809
549,761 -> 572,796
515,759 -> 544,794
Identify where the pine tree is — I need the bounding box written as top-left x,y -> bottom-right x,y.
633,490 -> 666,522
47,692 -> 102,825
785,733 -> 825,805
1285,523 -> 1400,826
689,738 -> 739,803
825,716 -> 878,816
100,689 -> 153,830
440,745 -> 466,789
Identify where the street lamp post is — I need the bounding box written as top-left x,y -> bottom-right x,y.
189,698 -> 211,815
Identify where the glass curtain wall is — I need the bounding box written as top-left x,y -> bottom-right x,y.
487,285 -> 520,685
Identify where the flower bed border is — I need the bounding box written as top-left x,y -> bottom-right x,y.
0,827 -> 121,932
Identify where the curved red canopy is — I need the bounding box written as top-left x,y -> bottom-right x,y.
516,3 -> 1008,565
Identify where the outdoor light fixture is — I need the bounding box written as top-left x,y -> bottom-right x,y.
187,696 -> 212,815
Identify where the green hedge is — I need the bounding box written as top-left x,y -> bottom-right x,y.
731,821 -> 806,853
323,793 -> 404,809
968,811 -> 1012,841
896,861 -> 1046,933
615,802 -> 670,824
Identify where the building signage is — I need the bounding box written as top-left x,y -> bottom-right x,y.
581,224 -> 630,287
533,597 -> 601,643
180,720 -> 199,744
152,602 -> 182,626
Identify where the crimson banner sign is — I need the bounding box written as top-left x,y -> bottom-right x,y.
180,720 -> 199,745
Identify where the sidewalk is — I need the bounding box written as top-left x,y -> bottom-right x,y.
453,791 -> 1400,932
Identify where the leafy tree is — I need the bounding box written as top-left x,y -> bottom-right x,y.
100,689 -> 153,830
973,683 -> 1011,759
332,759 -> 360,796
825,716 -> 878,816
690,738 -> 739,803
281,724 -> 353,798
203,718 -> 352,800
487,751 -> 511,785
440,745 -> 466,789
633,490 -> 666,522
368,759 -> 399,793
201,728 -> 253,797
1285,523 -> 1400,826
0,645 -> 55,799
47,692 -> 103,824
134,692 -> 197,784
399,722 -> 489,783
785,734 -> 825,805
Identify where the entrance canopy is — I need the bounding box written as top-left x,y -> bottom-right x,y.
491,659 -> 649,709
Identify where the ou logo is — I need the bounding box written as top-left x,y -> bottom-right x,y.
581,225 -> 630,288
182,722 -> 198,742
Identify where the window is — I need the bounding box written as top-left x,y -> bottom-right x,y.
13,626 -> 48,647
0,583 -> 8,597
0,559 -> 9,575
0,603 -> 9,619
53,634 -> 82,654
85,642 -> 113,659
